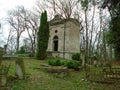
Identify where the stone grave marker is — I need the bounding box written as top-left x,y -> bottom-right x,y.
15,58 -> 25,79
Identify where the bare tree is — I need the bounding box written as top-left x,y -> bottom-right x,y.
6,28 -> 16,54
89,0 -> 96,56
7,6 -> 26,52
23,38 -> 32,54
24,11 -> 38,55
34,0 -> 78,19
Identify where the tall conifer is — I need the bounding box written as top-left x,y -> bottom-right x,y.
36,11 -> 49,60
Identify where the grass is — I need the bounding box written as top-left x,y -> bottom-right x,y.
2,58 -> 120,90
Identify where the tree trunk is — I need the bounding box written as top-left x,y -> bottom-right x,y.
89,5 -> 95,56
85,10 -> 88,57
103,30 -> 107,61
109,45 -> 113,60
16,35 -> 20,53
26,27 -> 35,56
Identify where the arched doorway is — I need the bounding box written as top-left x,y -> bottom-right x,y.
53,36 -> 58,51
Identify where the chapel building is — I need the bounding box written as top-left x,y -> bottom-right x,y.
47,15 -> 80,59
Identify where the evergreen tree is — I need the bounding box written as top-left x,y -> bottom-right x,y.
102,0 -> 120,60
36,11 -> 49,60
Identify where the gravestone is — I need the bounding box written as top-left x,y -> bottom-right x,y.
80,49 -> 85,68
15,58 -> 25,79
92,55 -> 98,67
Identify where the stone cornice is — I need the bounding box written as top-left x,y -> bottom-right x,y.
49,17 -> 80,26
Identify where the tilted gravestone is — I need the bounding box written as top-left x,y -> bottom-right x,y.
15,58 -> 25,79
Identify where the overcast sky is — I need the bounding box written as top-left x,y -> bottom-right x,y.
0,0 -> 36,46
0,0 -> 36,18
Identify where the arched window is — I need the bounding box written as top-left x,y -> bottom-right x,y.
53,36 -> 58,51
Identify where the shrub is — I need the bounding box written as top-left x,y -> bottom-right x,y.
61,60 -> 68,66
66,61 -> 80,70
55,60 -> 61,66
48,59 -> 62,66
48,60 -> 54,65
72,53 -> 80,61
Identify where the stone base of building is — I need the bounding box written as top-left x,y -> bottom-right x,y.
47,51 -> 79,60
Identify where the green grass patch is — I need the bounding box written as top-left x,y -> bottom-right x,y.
2,58 -> 118,90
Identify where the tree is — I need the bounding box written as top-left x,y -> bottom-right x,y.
7,6 -> 26,52
36,11 -> 49,60
7,6 -> 38,55
102,0 -> 120,60
78,0 -> 90,58
6,28 -> 16,54
24,10 -> 38,56
35,0 -> 78,19
108,17 -> 120,60
51,0 -> 77,19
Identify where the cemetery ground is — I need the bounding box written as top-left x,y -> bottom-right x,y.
2,58 -> 120,90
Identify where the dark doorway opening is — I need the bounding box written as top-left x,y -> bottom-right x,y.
53,36 -> 58,51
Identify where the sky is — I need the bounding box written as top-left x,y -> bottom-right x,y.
0,0 -> 36,18
0,0 -> 36,46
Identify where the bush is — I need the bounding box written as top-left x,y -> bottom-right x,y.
48,59 -> 62,66
72,53 -> 80,61
60,60 -> 68,66
66,61 -> 80,70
